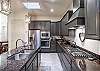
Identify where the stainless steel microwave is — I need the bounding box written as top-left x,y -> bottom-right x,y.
41,31 -> 50,39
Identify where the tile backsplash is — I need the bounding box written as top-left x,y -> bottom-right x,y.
74,27 -> 100,55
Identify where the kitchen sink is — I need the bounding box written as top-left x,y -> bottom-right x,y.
7,53 -> 29,60
20,49 -> 34,54
7,49 -> 34,60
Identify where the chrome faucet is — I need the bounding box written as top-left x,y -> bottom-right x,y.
16,39 -> 26,49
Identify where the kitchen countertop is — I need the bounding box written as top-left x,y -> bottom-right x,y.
0,46 -> 40,71
54,36 -> 100,59
56,39 -> 100,71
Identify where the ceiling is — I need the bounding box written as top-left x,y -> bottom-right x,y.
11,0 -> 73,18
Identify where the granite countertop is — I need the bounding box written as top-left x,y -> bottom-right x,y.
57,40 -> 100,71
0,46 -> 40,71
55,36 -> 100,59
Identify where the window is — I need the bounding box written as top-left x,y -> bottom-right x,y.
0,13 -> 7,41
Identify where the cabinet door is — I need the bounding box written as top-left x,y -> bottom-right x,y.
29,21 -> 40,29
44,22 -> 50,31
61,17 -> 66,36
55,23 -> 58,35
58,53 -> 67,71
62,53 -> 71,71
40,22 -> 44,30
51,22 -> 60,36
37,22 -> 41,29
38,53 -> 41,67
51,22 -> 54,36
85,0 -> 100,39
29,22 -> 35,29
65,24 -> 69,36
40,21 -> 50,31
61,21 -> 66,35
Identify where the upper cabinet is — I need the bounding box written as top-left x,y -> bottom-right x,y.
61,11 -> 73,36
73,0 -> 80,11
51,22 -> 55,36
85,0 -> 100,40
29,21 -> 51,31
67,0 -> 85,25
73,0 -> 84,12
51,22 -> 61,36
29,21 -> 41,29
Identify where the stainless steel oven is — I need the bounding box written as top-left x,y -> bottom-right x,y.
41,39 -> 50,48
41,31 -> 50,48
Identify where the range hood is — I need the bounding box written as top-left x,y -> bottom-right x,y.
67,8 -> 84,24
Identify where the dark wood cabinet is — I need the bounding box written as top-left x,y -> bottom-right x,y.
51,22 -> 61,36
51,11 -> 73,36
57,42 -> 81,71
61,10 -> 73,36
73,0 -> 84,12
38,53 -> 41,67
58,53 -> 68,71
58,50 -> 73,71
56,22 -> 61,36
50,22 -> 55,36
29,21 -> 41,29
40,21 -> 50,31
29,21 -> 51,31
85,0 -> 100,40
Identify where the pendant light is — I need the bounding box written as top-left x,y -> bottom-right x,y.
0,0 -> 11,15
25,13 -> 31,23
25,0 -> 31,23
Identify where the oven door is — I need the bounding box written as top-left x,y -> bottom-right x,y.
41,39 -> 50,48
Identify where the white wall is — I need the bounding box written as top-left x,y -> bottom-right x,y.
8,11 -> 28,50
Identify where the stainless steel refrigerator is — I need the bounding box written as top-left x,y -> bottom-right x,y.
29,30 -> 41,49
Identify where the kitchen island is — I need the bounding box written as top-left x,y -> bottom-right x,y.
0,46 -> 41,71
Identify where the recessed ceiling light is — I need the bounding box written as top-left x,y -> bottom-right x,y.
50,9 -> 54,12
23,2 -> 40,9
51,0 -> 56,2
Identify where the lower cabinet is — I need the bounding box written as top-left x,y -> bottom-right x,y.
57,45 -> 81,71
56,41 -> 63,53
26,54 -> 38,71
58,52 -> 71,71
20,52 -> 41,71
38,53 -> 41,67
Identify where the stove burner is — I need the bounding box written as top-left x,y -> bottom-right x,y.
71,51 -> 93,59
